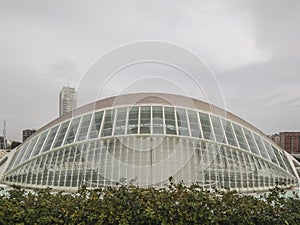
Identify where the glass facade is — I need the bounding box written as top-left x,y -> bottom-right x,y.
1,103 -> 298,192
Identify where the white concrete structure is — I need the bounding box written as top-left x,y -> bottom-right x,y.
0,93 -> 299,192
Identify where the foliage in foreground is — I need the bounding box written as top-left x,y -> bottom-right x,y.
0,180 -> 300,225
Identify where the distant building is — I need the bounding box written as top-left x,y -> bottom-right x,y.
59,86 -> 77,116
22,129 -> 36,142
270,133 -> 281,146
0,136 -> 6,149
279,132 -> 300,154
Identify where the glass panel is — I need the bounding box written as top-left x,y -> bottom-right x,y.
243,128 -> 260,156
30,131 -> 48,158
187,110 -> 202,138
6,148 -> 21,172
140,106 -> 151,134
164,107 -> 176,135
127,107 -> 139,134
281,152 -> 296,176
253,134 -> 270,160
152,106 -> 164,134
114,107 -> 127,135
221,120 -> 238,147
101,109 -> 115,137
53,121 -> 70,148
199,112 -> 214,140
272,145 -> 287,170
211,116 -> 225,143
14,142 -> 30,168
232,124 -> 249,151
89,111 -> 103,139
176,108 -> 189,136
41,126 -> 59,153
21,136 -> 38,163
77,114 -> 92,141
64,117 -> 81,145
263,140 -> 279,165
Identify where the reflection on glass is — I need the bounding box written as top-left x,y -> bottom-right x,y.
176,108 -> 189,136
222,120 -> 238,147
77,114 -> 92,141
232,124 -> 249,151
64,118 -> 81,145
101,109 -> 115,137
127,107 -> 139,134
253,134 -> 270,160
199,112 -> 214,140
41,126 -> 59,153
53,121 -> 70,148
243,128 -> 260,156
211,116 -> 225,143
164,107 -> 176,135
89,111 -> 103,139
152,106 -> 163,134
114,107 -> 127,135
187,110 -> 201,138
140,106 -> 151,134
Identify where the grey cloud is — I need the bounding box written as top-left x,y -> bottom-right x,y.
0,0 -> 299,140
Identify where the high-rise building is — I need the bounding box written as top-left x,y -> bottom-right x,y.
59,86 -> 77,116
22,129 -> 37,142
279,132 -> 300,154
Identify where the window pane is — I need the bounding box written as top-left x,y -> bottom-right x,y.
243,128 -> 260,156
20,136 -> 39,163
272,145 -> 287,170
281,152 -> 296,176
263,140 -> 279,165
164,107 -> 176,135
199,112 -> 214,140
232,124 -> 249,151
187,110 -> 202,138
114,107 -> 128,135
64,118 -> 81,145
31,131 -> 49,157
101,109 -> 115,137
6,150 -> 20,172
152,106 -> 163,134
14,142 -> 30,168
127,107 -> 139,134
41,125 -> 59,153
77,114 -> 92,141
253,134 -> 270,160
89,111 -> 103,139
53,121 -> 70,148
211,116 -> 225,143
221,120 -> 238,147
140,106 -> 151,134
176,108 -> 189,136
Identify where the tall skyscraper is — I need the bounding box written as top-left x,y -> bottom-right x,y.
59,86 -> 77,116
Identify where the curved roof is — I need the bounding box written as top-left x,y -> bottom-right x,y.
1,92 -> 299,192
32,92 -> 267,142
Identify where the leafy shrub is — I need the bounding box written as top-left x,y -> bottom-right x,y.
0,180 -> 299,224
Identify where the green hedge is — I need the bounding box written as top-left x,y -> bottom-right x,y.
0,180 -> 299,224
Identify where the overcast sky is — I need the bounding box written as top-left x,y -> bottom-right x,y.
1,0 -> 300,142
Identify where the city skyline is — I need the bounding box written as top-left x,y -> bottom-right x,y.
1,0 -> 300,141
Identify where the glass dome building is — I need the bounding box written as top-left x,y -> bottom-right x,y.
0,93 -> 299,192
